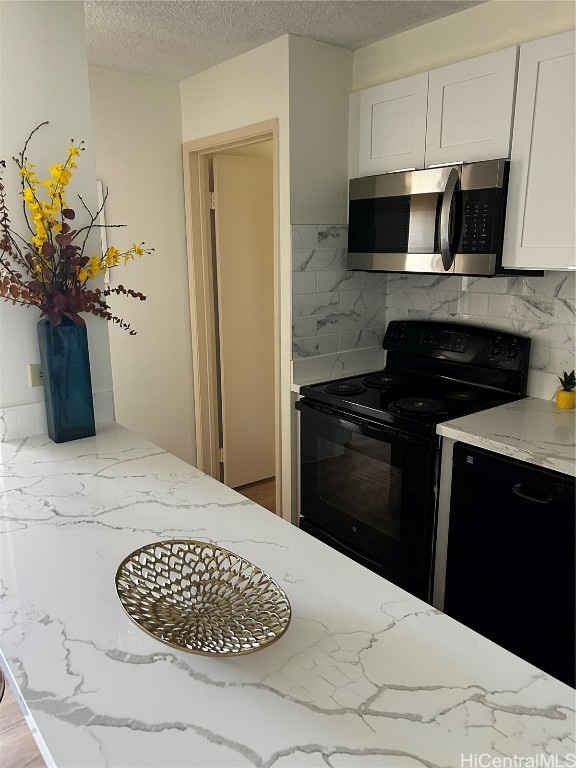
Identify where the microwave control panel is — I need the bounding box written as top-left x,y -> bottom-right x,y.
463,198 -> 490,252
458,188 -> 506,255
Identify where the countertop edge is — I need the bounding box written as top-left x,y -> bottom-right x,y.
437,397 -> 576,477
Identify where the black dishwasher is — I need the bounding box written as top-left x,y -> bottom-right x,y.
444,442 -> 575,688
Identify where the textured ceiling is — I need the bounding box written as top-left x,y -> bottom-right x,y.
84,1 -> 486,81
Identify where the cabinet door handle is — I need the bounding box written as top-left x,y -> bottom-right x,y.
440,167 -> 459,271
512,483 -> 553,504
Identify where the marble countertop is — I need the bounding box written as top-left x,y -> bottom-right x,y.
437,397 -> 576,476
0,423 -> 574,767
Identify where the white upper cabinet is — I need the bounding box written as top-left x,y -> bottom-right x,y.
425,47 -> 518,167
357,73 -> 428,175
503,31 -> 575,271
353,49 -> 518,178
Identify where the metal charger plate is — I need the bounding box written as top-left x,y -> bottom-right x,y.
115,539 -> 291,656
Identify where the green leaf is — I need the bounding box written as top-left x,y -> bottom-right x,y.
558,369 -> 576,391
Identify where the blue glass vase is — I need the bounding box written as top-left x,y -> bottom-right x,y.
37,317 -> 96,443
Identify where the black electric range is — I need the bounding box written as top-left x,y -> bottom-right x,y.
296,320 -> 531,600
300,320 -> 531,436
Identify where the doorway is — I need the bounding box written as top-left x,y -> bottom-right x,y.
183,121 -> 280,515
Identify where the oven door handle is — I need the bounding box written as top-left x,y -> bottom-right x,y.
338,418 -> 363,433
297,401 -> 427,445
336,417 -> 396,438
336,416 -> 425,445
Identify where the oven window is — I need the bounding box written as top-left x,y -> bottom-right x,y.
317,434 -> 401,540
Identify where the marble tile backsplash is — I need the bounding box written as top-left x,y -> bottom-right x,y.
292,225 -> 387,361
291,224 -> 575,398
0,391 -> 115,442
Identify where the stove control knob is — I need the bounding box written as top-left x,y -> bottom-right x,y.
506,345 -> 519,360
490,342 -> 502,357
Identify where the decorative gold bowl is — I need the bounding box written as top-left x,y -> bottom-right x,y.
115,539 -> 291,656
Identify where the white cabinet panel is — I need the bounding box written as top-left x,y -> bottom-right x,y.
358,73 -> 428,176
426,47 -> 517,167
503,31 -> 575,270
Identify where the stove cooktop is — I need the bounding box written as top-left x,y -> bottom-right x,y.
299,320 -> 531,436
299,370 -> 524,436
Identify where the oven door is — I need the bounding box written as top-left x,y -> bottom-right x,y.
297,399 -> 436,598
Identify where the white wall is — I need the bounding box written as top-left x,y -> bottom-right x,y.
288,36 -> 352,225
353,0 -> 575,90
0,1 -> 113,439
180,36 -> 290,142
89,67 -> 195,464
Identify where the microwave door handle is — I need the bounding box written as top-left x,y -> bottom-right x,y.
439,167 -> 460,271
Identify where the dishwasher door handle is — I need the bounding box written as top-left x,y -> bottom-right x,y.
512,483 -> 553,504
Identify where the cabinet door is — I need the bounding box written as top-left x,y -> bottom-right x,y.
445,443 -> 575,688
358,73 -> 428,176
503,31 -> 575,270
425,47 -> 518,167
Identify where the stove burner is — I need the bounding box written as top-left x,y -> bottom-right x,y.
392,397 -> 446,415
325,382 -> 365,396
363,373 -> 405,389
445,390 -> 487,405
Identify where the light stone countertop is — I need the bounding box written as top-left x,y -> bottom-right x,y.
0,422 -> 574,767
437,397 -> 576,476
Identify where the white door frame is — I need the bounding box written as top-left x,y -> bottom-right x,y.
182,120 -> 281,514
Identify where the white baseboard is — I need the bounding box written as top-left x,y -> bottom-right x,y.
0,391 -> 115,442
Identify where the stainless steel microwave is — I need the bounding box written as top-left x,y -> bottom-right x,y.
347,160 -> 510,276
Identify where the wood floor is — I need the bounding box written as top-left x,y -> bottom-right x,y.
0,672 -> 46,768
235,476 -> 276,514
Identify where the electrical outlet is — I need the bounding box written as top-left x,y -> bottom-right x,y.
28,363 -> 43,387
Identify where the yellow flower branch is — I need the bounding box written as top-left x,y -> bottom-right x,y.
1,122 -> 151,333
